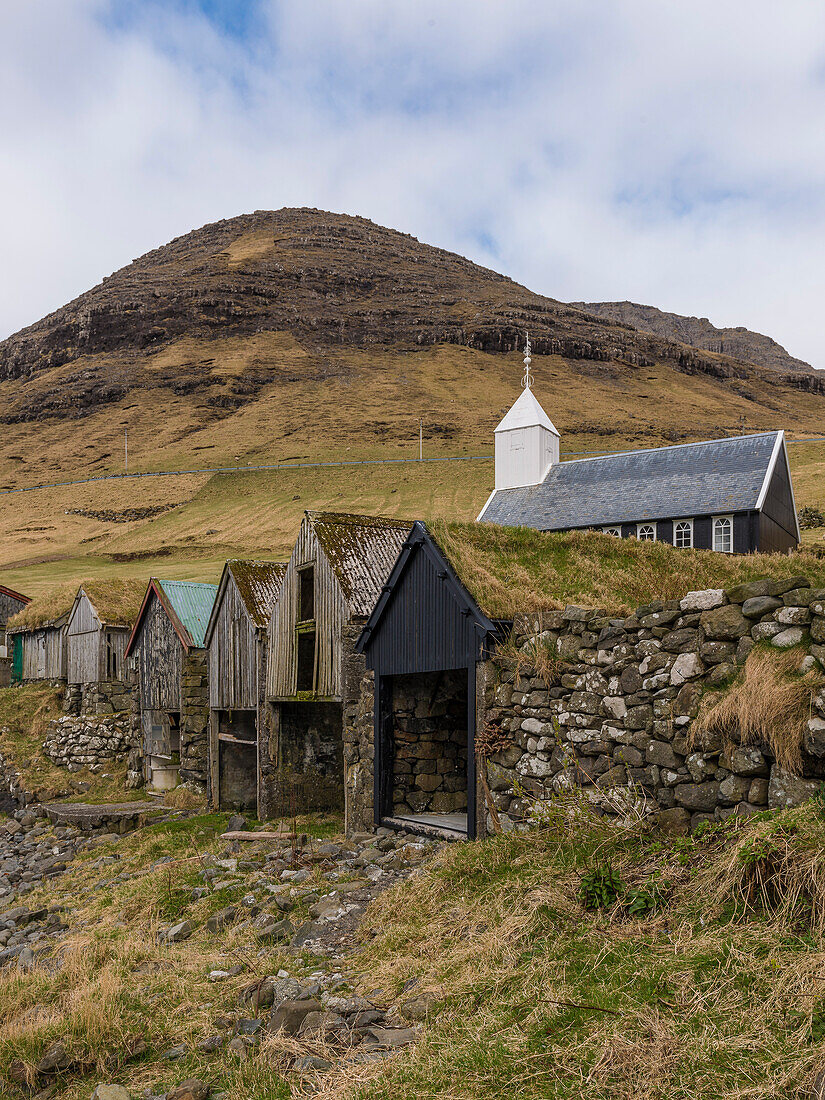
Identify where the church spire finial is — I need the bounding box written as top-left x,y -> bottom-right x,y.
521,331 -> 533,390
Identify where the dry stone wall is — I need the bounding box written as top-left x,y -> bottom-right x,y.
484,575 -> 825,834
63,680 -> 133,719
42,714 -> 129,772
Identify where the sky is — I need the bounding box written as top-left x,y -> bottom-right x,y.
2,1 -> 825,366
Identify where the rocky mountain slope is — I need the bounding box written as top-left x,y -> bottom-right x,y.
2,208 -> 822,428
571,299 -> 814,374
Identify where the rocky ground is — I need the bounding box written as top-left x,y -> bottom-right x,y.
0,807 -> 444,1100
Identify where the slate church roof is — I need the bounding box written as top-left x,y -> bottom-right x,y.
479,431 -> 785,531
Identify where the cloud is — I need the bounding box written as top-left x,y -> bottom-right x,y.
1,0 -> 825,366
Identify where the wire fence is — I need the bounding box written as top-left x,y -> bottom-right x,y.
1,435 -> 824,498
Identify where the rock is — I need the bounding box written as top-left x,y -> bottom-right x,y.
252,914 -> 294,944
680,589 -> 725,612
777,606 -> 811,625
725,578 -> 776,603
656,807 -> 691,835
91,1087 -> 132,1100
806,718 -> 825,757
226,815 -> 246,833
268,998 -> 323,1035
166,921 -> 193,943
768,766 -> 821,809
363,1026 -> 418,1048
674,782 -> 720,812
298,1010 -> 347,1037
400,991 -> 439,1021
752,620 -> 783,640
166,1082 -> 210,1100
741,595 -> 782,618
670,652 -> 703,685
771,627 -> 805,649
646,741 -> 680,769
727,746 -> 770,777
162,1045 -> 188,1061
700,604 -> 750,641
718,775 -> 752,805
206,907 -> 237,933
295,1055 -> 333,1071
37,1041 -> 71,1074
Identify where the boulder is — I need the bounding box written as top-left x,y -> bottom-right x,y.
727,746 -> 770,777
670,653 -> 703,685
768,766 -> 821,809
674,782 -> 720,812
268,997 -> 323,1035
742,595 -> 782,618
655,807 -> 691,835
166,1082 -> 210,1100
805,717 -> 825,758
700,604 -> 750,641
680,589 -> 726,612
91,1087 -> 132,1100
726,579 -> 776,603
718,774 -> 752,805
771,627 -> 805,649
166,921 -> 193,943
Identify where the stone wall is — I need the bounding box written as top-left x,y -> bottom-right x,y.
42,714 -> 130,772
391,670 -> 468,816
482,575 -> 825,834
63,679 -> 134,719
179,649 -> 209,791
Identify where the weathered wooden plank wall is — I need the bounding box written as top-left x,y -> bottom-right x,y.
266,518 -> 347,699
67,592 -> 101,685
208,575 -> 258,710
19,627 -> 66,680
134,591 -> 183,711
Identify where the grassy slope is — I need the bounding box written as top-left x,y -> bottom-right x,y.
2,339 -> 825,596
5,803 -> 825,1099
0,684 -> 143,804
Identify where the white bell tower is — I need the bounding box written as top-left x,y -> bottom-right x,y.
494,334 -> 559,491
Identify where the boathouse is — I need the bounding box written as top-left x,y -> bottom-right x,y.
204,560 -> 287,813
125,579 -> 217,793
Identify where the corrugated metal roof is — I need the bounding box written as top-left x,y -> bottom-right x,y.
308,511 -> 414,617
480,431 -> 780,530
227,560 -> 288,627
157,580 -> 218,647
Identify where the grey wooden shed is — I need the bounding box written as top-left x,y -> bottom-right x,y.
204,560 -> 287,814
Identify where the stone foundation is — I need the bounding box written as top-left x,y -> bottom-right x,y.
179,650 -> 209,790
482,576 -> 825,834
63,679 -> 134,718
42,714 -> 130,772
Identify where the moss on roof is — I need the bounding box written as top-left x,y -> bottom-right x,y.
8,578 -> 148,631
429,521 -> 825,619
226,560 -> 288,627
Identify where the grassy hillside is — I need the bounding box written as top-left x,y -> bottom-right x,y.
5,798 -> 825,1098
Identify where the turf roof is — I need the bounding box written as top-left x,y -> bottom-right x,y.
427,520 -> 825,619
8,578 -> 148,631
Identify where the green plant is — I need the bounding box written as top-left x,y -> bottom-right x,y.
624,875 -> 671,917
579,865 -> 623,911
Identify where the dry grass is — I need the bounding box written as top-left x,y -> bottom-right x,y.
8,577 -> 147,630
431,521 -> 825,619
0,684 -> 139,803
692,648 -> 825,772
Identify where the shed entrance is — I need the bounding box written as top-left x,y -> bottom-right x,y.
385,670 -> 469,837
268,701 -> 344,815
144,710 -> 181,792
212,709 -> 257,812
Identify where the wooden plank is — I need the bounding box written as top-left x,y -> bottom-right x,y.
220,829 -> 295,841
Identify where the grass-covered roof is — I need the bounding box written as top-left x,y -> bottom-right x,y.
8,578 -> 148,631
428,521 -> 825,619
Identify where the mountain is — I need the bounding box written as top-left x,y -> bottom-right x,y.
2,208 -> 825,594
570,300 -> 814,375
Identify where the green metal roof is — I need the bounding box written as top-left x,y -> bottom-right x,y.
157,580 -> 218,648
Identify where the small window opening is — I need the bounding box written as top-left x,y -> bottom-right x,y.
674,520 -> 693,549
296,630 -> 316,692
603,526 -> 621,537
713,517 -> 733,553
299,566 -> 315,622
637,523 -> 656,541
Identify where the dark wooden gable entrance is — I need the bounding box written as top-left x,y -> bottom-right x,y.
357,522 -> 503,840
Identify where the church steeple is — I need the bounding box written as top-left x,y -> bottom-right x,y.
493,334 -> 559,491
